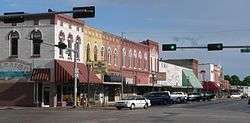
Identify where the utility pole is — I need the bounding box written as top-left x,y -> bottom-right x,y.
73,50 -> 78,107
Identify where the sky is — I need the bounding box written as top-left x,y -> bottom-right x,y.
1,0 -> 250,79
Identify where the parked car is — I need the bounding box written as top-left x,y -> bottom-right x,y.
230,93 -> 242,99
241,93 -> 248,99
114,95 -> 151,110
170,92 -> 188,103
187,93 -> 202,101
144,91 -> 171,105
201,92 -> 216,101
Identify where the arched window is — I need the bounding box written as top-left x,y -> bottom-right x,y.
94,45 -> 98,61
138,51 -> 142,69
107,48 -> 111,64
122,48 -> 126,67
86,43 -> 90,62
75,36 -> 81,59
58,31 -> 65,57
114,49 -> 118,66
67,34 -> 73,58
133,50 -> 137,68
100,46 -> 105,60
30,30 -> 42,56
9,31 -> 20,57
129,50 -> 132,68
144,52 -> 148,70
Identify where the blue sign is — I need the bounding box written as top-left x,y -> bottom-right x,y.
0,71 -> 31,79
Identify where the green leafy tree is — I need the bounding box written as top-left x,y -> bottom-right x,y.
243,76 -> 250,86
231,75 -> 241,85
224,75 -> 232,83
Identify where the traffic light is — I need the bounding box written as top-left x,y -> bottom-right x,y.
3,12 -> 25,23
207,43 -> 223,51
73,6 -> 95,18
240,48 -> 250,53
162,44 -> 177,51
55,42 -> 67,49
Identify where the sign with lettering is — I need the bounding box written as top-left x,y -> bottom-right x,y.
0,59 -> 31,80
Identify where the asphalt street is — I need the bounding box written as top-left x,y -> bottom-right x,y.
0,99 -> 249,123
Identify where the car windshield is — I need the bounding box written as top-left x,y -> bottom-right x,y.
122,96 -> 137,100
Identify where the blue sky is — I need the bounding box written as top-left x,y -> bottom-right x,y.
1,0 -> 250,79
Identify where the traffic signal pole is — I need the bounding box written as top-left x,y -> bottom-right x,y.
0,6 -> 95,25
176,45 -> 250,49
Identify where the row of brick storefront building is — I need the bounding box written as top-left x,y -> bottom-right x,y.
0,13 -> 159,107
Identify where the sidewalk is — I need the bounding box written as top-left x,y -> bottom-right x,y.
0,106 -> 25,110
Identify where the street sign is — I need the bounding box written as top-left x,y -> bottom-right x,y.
92,61 -> 107,74
240,48 -> 250,53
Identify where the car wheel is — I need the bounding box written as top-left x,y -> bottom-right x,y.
130,104 -> 135,110
176,98 -> 181,103
163,100 -> 168,105
144,104 -> 148,109
116,107 -> 122,110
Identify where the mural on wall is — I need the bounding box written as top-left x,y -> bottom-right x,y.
0,59 -> 31,80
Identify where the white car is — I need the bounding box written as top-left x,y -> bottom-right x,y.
170,92 -> 188,103
230,93 -> 242,99
115,95 -> 151,110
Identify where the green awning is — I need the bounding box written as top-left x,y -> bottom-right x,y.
182,69 -> 202,89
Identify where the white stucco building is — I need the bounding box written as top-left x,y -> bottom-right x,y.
0,13 -> 86,107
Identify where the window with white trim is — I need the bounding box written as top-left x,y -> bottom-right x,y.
134,50 -> 137,68
67,34 -> 73,59
122,48 -> 126,67
94,45 -> 98,61
129,49 -> 132,68
114,49 -> 118,66
138,51 -> 142,69
9,31 -> 19,57
144,52 -> 148,70
107,48 -> 111,64
58,31 -> 65,57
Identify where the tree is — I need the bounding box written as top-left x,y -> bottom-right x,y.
231,75 -> 241,85
243,76 -> 250,86
224,75 -> 232,83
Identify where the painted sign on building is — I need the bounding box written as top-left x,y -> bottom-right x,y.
0,59 -> 31,80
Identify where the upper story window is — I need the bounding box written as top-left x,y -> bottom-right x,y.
76,27 -> 80,32
133,50 -> 137,68
86,43 -> 91,62
94,45 -> 98,61
30,30 -> 42,57
75,35 -> 81,59
138,51 -> 142,69
107,48 -> 112,65
69,24 -> 72,29
122,48 -> 126,67
144,52 -> 148,70
114,49 -> 118,66
8,30 -> 20,57
67,34 -> 73,59
60,21 -> 64,26
34,19 -> 39,25
58,31 -> 65,58
101,46 -> 105,59
129,49 -> 132,68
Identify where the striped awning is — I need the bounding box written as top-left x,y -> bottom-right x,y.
31,68 -> 50,81
54,60 -> 101,84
